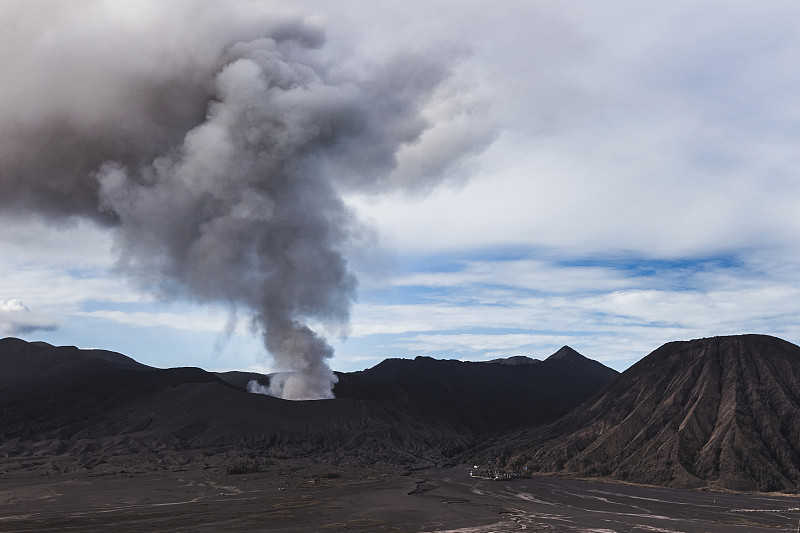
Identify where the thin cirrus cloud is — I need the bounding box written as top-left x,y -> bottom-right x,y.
335,254 -> 800,371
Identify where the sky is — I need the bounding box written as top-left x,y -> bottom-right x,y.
1,1 -> 800,378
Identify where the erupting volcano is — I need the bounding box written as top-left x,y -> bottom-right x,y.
0,1 -> 492,398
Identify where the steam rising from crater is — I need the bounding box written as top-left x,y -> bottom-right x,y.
0,1 -> 493,399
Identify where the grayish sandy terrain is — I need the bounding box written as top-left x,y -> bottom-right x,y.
1,464 -> 798,532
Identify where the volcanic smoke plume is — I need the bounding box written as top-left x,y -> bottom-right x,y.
0,1 -> 491,399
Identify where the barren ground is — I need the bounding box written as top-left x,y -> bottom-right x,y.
1,463 -> 799,532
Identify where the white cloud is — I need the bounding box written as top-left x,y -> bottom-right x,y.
393,258 -> 643,294
0,298 -> 59,336
584,286 -> 800,335
394,333 -> 567,356
326,2 -> 800,371
344,2 -> 800,260
74,308 -> 238,334
341,253 -> 800,370
3,1 -> 800,374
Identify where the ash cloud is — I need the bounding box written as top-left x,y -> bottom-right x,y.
0,1 -> 493,399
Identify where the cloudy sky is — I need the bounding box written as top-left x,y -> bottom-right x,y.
2,0 -> 799,376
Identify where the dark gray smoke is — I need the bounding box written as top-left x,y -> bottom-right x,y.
0,1 -> 492,399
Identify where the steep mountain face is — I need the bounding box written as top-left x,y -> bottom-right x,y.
499,335 -> 800,492
333,346 -> 619,434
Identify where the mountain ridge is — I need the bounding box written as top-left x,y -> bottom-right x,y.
490,334 -> 800,493
12,334 -> 799,494
333,347 -> 619,433
0,338 -> 617,475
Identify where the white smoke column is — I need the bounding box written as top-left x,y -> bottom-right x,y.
0,1 -> 493,399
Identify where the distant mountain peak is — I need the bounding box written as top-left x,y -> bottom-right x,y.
487,355 -> 539,365
545,346 -> 584,361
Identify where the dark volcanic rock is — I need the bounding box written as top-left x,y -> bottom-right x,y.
498,335 -> 800,493
0,337 -> 150,390
487,355 -> 538,365
213,370 -> 268,390
214,346 -> 619,436
0,338 -> 469,469
334,347 -> 619,435
0,337 -> 617,475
